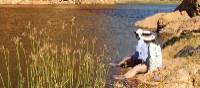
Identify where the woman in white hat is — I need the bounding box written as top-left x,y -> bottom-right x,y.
110,29 -> 156,79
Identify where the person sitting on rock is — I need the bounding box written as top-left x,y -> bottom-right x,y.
147,35 -> 162,82
110,29 -> 156,79
148,38 -> 162,73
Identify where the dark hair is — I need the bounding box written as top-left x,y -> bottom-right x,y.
134,32 -> 139,38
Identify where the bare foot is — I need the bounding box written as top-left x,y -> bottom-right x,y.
109,63 -> 120,67
113,75 -> 126,80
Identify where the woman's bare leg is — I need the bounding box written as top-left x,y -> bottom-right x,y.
118,57 -> 131,65
124,64 -> 147,78
109,57 -> 131,67
114,64 -> 147,79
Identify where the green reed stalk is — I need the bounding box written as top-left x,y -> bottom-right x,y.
1,19 -> 110,88
22,47 -> 30,88
16,43 -> 24,88
0,73 -> 5,88
2,47 -> 12,88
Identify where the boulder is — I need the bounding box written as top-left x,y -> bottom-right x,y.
163,83 -> 193,88
135,13 -> 166,31
196,45 -> 200,51
134,11 -> 190,31
176,0 -> 200,17
159,16 -> 200,46
163,69 -> 193,88
158,11 -> 190,29
159,21 -> 182,34
159,16 -> 200,36
175,45 -> 196,58
135,0 -> 200,40
178,16 -> 200,33
175,45 -> 200,58
192,69 -> 200,87
186,65 -> 200,87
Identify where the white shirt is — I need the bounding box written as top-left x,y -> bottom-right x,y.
134,39 -> 149,62
149,43 -> 162,71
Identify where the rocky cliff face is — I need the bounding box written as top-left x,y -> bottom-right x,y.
134,1 -> 200,87
135,0 -> 200,44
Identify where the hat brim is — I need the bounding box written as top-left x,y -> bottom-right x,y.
140,34 -> 156,41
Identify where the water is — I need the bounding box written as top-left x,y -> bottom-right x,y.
0,4 -> 176,87
104,4 -> 176,59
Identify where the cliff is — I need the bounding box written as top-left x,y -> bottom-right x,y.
133,0 -> 200,87
135,0 -> 200,43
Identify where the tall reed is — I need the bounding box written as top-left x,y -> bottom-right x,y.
0,17 -> 110,88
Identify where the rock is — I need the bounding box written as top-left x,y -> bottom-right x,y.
134,11 -> 190,31
188,64 -> 200,75
159,16 -> 200,47
158,21 -> 182,37
161,32 -> 194,48
164,82 -> 194,88
175,0 -> 200,17
134,0 -> 200,44
113,80 -> 129,88
164,69 -> 193,88
158,11 -> 190,29
161,34 -> 180,48
160,16 -> 200,37
174,44 -> 200,57
165,69 -> 191,83
135,11 -> 199,49
185,64 -> 200,87
178,16 -> 200,33
175,45 -> 196,58
196,45 -> 200,51
158,12 -> 189,36
114,82 -> 124,88
135,13 -> 166,31
193,69 -> 200,87
153,75 -> 161,82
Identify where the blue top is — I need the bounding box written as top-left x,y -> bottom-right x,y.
134,39 -> 149,62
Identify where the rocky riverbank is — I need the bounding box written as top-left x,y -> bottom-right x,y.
134,0 -> 200,87
135,0 -> 200,44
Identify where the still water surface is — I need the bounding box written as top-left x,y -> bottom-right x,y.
0,4 -> 176,87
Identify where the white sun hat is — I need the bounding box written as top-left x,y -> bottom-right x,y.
136,29 -> 156,41
140,33 -> 156,41
135,28 -> 143,38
